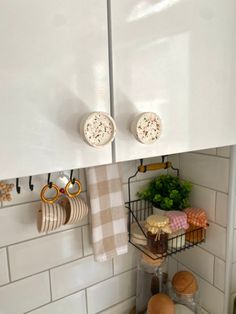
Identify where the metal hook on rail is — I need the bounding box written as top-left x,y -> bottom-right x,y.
47,173 -> 53,188
29,176 -> 34,191
16,178 -> 21,194
70,170 -> 76,185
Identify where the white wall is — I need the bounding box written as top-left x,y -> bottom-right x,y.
0,148 -> 233,314
168,147 -> 230,314
0,156 -> 167,314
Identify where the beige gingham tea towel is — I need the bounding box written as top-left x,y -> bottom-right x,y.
86,164 -> 128,262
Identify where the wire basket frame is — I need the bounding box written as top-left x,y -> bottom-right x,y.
126,199 -> 206,260
126,159 -> 206,260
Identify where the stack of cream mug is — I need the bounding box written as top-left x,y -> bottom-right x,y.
37,178 -> 88,233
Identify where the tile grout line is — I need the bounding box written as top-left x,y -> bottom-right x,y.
0,224 -> 88,250
177,260 -> 224,292
5,244 -> 138,287
81,226 -> 85,257
0,199 -> 41,209
0,253 -> 87,287
85,288 -> 89,314
0,190 -> 88,210
112,257 -> 115,276
213,255 -> 216,290
23,288 -> 87,314
48,270 -> 53,303
184,243 -> 226,262
214,186 -> 217,223
52,267 -> 136,302
0,269 -> 51,288
182,151 -> 231,160
199,240 -> 226,262
5,246 -> 12,283
96,295 -> 136,314
180,178 -> 229,195
23,301 -> 52,314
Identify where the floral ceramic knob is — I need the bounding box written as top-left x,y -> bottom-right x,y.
80,112 -> 116,147
131,112 -> 161,144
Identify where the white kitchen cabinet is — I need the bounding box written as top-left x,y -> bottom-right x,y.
0,0 -> 111,180
110,0 -> 236,162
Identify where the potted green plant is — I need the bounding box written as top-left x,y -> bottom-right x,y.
137,174 -> 192,213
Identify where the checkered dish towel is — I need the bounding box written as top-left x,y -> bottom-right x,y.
86,164 -> 128,262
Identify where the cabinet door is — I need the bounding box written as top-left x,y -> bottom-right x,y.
111,0 -> 236,162
0,0 -> 111,179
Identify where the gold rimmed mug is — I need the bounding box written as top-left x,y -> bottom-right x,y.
37,201 -> 66,233
59,196 -> 88,225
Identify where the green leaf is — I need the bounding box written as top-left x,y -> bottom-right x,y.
137,174 -> 192,210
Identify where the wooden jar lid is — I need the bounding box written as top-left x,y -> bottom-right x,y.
172,271 -> 198,295
147,293 -> 175,314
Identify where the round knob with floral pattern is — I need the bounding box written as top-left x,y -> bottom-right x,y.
131,112 -> 161,144
80,112 -> 116,147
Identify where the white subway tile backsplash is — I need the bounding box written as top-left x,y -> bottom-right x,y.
98,297 -> 135,314
167,154 -> 180,170
214,257 -> 225,292
217,146 -> 231,158
189,184 -> 216,222
232,263 -> 236,293
123,180 -> 150,203
177,263 -> 224,314
0,272 -> 50,314
50,255 -> 113,300
87,270 -> 136,314
201,223 -> 226,260
82,225 -> 93,256
0,152 -> 232,314
9,228 -> 83,281
113,245 -> 138,275
77,168 -> 87,192
27,290 -> 87,314
0,202 -> 40,246
234,200 -> 236,229
0,248 -> 9,286
179,153 -> 229,193
195,148 -> 217,155
167,257 -> 178,281
0,199 -> 88,247
215,192 -> 228,227
198,276 -> 224,314
230,292 -> 236,314
175,246 -> 214,284
232,231 -> 236,263
119,160 -> 138,184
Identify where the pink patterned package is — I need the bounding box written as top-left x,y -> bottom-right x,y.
165,211 -> 189,233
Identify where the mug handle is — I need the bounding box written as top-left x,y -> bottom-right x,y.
40,183 -> 60,204
65,179 -> 82,198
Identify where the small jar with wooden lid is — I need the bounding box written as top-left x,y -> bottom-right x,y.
170,271 -> 201,314
145,215 -> 171,255
136,254 -> 168,314
184,208 -> 208,244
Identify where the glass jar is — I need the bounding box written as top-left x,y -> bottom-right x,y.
185,224 -> 205,244
147,231 -> 168,254
169,288 -> 201,314
136,254 -> 168,314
